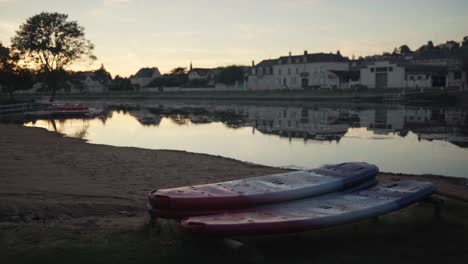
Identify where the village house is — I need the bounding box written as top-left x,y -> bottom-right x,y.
73,66 -> 112,93
20,65 -> 113,94
187,63 -> 212,81
248,51 -> 351,90
187,63 -> 220,86
130,67 -> 161,88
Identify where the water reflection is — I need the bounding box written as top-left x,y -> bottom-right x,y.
119,102 -> 468,147
24,101 -> 468,178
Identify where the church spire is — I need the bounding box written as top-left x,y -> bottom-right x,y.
190,61 -> 193,71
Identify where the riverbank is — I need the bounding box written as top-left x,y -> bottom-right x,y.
7,88 -> 467,104
1,124 -> 468,263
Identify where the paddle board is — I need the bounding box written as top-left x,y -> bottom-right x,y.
148,178 -> 378,219
148,162 -> 378,210
180,180 -> 435,236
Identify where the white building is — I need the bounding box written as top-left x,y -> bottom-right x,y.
130,67 -> 161,88
187,68 -> 212,81
359,60 -> 457,89
248,51 -> 350,90
74,71 -> 111,93
247,59 -> 276,90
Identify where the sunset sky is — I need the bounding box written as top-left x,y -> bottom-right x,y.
1,0 -> 467,77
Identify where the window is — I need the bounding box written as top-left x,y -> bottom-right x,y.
278,69 -> 282,75
454,71 -> 462,80
410,76 -> 415,81
288,68 -> 291,75
296,68 -> 299,74
376,67 -> 387,72
417,76 -> 422,80
370,67 -> 375,73
388,67 -> 393,72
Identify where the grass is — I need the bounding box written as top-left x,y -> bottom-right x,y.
1,199 -> 467,264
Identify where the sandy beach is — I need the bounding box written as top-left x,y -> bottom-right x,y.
1,123 -> 467,224
1,123 -> 468,263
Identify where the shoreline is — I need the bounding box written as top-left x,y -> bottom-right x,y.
0,123 -> 467,225
5,88 -> 467,105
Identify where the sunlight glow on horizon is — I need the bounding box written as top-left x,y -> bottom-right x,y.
1,0 -> 468,77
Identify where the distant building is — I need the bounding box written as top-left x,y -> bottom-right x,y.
359,60 -> 459,89
410,51 -> 466,88
187,63 -> 219,86
247,59 -> 277,90
73,65 -> 112,93
130,67 -> 161,88
248,51 -> 350,90
328,70 -> 360,89
188,62 -> 212,80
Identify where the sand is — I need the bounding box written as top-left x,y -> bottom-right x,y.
1,123 -> 467,224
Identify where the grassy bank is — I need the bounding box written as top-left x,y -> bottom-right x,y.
1,198 -> 467,264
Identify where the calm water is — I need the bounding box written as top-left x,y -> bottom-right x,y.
24,100 -> 468,178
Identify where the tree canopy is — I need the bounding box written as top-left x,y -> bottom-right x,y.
0,43 -> 34,98
215,66 -> 245,85
11,12 -> 96,101
12,12 -> 96,72
399,45 -> 411,55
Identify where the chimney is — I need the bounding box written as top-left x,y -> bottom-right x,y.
289,51 -> 292,56
304,50 -> 308,55
252,60 -> 255,67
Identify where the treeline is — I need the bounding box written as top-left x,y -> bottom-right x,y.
360,37 -> 468,68
146,65 -> 247,88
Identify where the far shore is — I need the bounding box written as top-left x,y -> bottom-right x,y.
0,123 -> 467,224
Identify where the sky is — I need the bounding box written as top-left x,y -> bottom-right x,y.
0,0 -> 467,77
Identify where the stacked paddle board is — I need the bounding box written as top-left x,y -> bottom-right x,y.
147,162 -> 435,236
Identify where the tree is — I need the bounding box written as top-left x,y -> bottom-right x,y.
147,67 -> 189,88
427,41 -> 434,49
399,45 -> 412,55
215,66 -> 245,85
462,36 -> 468,48
170,67 -> 187,76
0,43 -> 34,99
11,12 -> 96,101
461,37 -> 468,78
110,75 -> 133,91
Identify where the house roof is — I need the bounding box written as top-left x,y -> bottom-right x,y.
134,67 -> 160,78
279,53 -> 349,64
189,68 -> 211,76
412,50 -> 461,61
405,64 -> 448,74
74,72 -> 111,82
255,59 -> 277,68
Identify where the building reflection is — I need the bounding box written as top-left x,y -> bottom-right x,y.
68,101 -> 468,147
